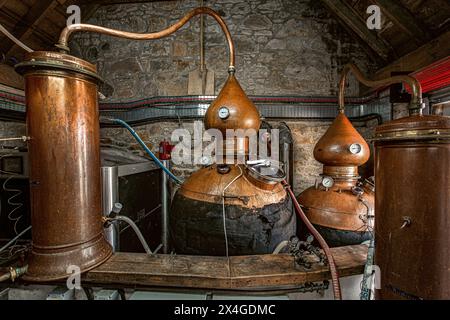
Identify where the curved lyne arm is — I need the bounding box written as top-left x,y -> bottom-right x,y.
57,7 -> 235,71
339,63 -> 423,115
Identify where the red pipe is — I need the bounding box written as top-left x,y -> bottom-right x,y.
282,180 -> 342,300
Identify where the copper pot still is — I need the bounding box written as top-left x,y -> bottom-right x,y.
297,113 -> 375,247
15,52 -> 112,281
170,68 -> 296,256
374,115 -> 450,300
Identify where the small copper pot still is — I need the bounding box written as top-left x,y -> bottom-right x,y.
297,80 -> 375,247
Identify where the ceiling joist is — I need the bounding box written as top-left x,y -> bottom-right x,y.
320,0 -> 392,61
1,0 -> 57,55
373,0 -> 430,44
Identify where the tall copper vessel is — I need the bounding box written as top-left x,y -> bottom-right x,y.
374,115 -> 450,299
16,51 -> 112,281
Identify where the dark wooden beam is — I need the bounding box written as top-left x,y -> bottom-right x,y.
321,0 -> 391,60
80,3 -> 101,22
0,0 -> 8,9
373,30 -> 450,80
2,0 -> 56,55
78,0 -> 174,5
373,0 -> 430,44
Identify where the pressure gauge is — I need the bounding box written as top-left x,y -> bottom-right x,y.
321,176 -> 334,189
200,155 -> 211,166
218,106 -> 230,119
349,143 -> 362,154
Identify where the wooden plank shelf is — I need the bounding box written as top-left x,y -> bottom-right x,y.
82,245 -> 368,292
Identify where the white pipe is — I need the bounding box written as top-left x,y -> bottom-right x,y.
0,23 -> 34,53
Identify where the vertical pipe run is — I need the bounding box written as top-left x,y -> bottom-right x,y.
161,160 -> 170,254
101,166 -> 120,251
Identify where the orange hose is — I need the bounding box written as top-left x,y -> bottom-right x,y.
282,180 -> 342,300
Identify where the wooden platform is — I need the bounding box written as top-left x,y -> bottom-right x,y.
82,245 -> 368,292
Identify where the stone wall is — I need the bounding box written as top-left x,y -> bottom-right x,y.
71,0 -> 379,100
101,118 -> 377,195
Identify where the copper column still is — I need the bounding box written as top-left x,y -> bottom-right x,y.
15,52 -> 112,281
14,7 -> 239,281
344,64 -> 450,299
297,72 -> 374,247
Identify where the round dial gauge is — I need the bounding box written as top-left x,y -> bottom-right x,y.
322,176 -> 334,188
349,143 -> 362,154
218,106 -> 230,119
200,156 -> 211,166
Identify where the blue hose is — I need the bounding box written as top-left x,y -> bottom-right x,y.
111,118 -> 183,185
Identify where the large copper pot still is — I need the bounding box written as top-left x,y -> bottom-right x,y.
167,10 -> 295,256
15,52 -> 112,281
342,64 -> 450,299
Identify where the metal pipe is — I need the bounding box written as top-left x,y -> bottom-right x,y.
0,265 -> 28,282
101,166 -> 120,251
57,7 -> 235,72
0,136 -> 29,142
161,160 -> 170,254
339,63 -> 423,116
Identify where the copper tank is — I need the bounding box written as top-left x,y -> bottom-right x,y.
16,51 -> 112,281
297,112 -> 375,246
374,115 -> 450,299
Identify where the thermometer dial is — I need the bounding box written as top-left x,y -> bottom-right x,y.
349,143 -> 362,155
322,176 -> 334,189
218,106 -> 230,119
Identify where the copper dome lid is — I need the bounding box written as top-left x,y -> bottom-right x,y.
204,73 -> 260,134
314,112 -> 370,167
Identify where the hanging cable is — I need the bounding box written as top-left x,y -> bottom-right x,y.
221,165 -> 243,257
282,180 -> 342,300
0,225 -> 31,254
102,118 -> 183,185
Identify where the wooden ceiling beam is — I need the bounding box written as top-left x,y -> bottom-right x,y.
77,0 -> 173,4
373,0 -> 430,44
2,0 -> 57,55
372,30 -> 450,81
0,0 -> 8,10
320,0 -> 391,60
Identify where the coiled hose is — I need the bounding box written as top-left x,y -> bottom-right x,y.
103,118 -> 183,185
282,180 -> 342,300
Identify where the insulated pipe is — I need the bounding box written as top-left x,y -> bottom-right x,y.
282,180 -> 342,300
57,7 -> 235,72
339,63 -> 423,115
